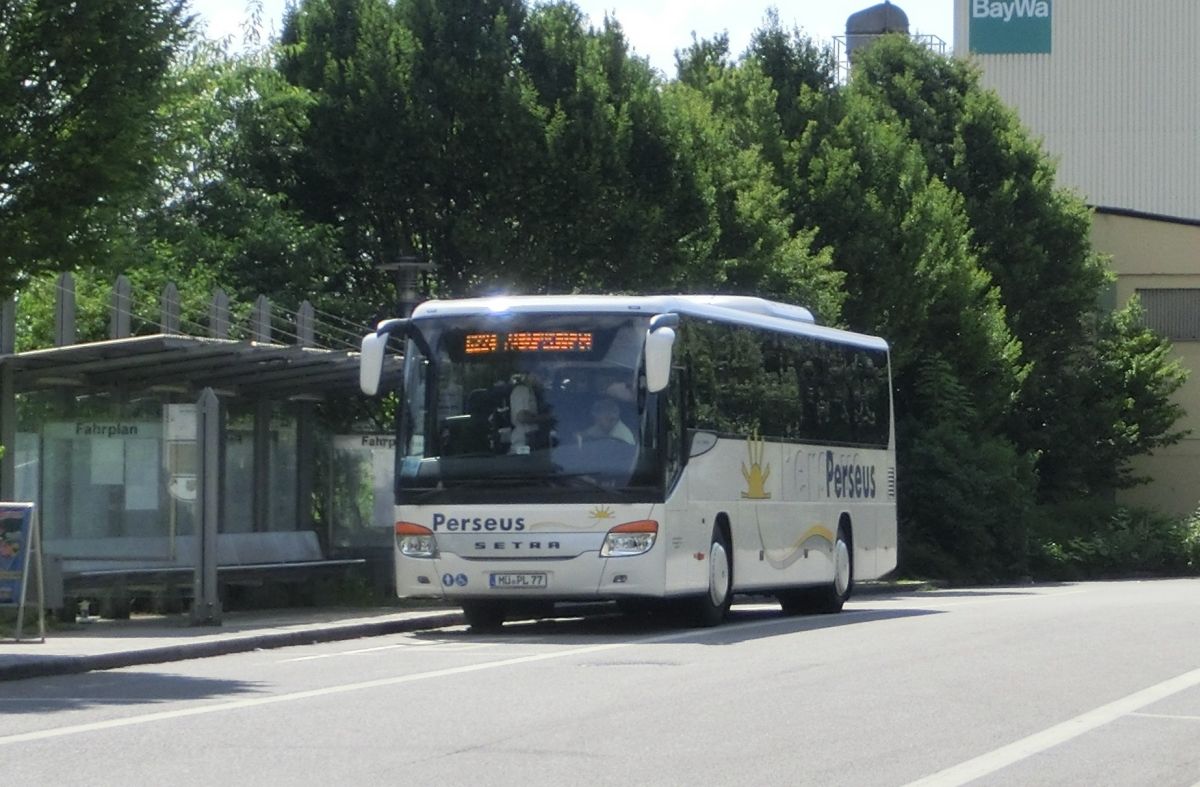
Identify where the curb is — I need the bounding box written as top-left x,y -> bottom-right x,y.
0,611 -> 463,683
855,580 -> 939,595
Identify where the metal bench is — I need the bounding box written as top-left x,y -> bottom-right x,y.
44,531 -> 366,618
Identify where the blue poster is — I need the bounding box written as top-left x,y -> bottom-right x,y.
0,504 -> 34,606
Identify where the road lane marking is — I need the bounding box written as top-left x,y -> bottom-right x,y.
905,665 -> 1200,786
0,612 -> 833,746
1129,712 -> 1200,722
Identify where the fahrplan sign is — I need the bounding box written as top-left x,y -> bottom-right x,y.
969,0 -> 1052,54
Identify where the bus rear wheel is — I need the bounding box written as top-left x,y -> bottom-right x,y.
461,600 -> 506,633
821,524 -> 854,612
777,524 -> 852,615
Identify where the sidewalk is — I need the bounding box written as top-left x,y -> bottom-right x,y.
0,581 -> 922,683
0,606 -> 464,683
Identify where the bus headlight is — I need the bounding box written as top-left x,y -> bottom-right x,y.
395,522 -> 437,558
601,520 -> 658,557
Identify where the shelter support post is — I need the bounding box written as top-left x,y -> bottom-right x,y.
296,400 -> 315,535
254,399 -> 271,532
0,363 -> 13,501
191,387 -> 223,625
1,298 -> 14,500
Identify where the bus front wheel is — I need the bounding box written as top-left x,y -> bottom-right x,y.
461,600 -> 506,633
687,526 -> 732,627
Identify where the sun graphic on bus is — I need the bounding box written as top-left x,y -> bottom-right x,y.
589,505 -> 615,520
741,431 -> 771,499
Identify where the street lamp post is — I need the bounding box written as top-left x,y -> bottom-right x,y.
377,256 -> 434,317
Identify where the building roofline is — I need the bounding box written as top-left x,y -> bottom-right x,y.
1092,206 -> 1200,228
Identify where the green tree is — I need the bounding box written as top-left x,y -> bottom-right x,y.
804,89 -> 1030,577
520,4 -> 729,294
182,2 -> 1183,579
899,358 -> 1036,580
1033,300 -> 1188,496
276,0 -> 718,299
673,27 -> 1032,577
278,0 -> 553,299
0,0 -> 190,298
847,36 -> 1186,503
9,29 -> 357,348
663,51 -> 842,318
800,88 -> 1021,414
743,11 -> 841,156
135,36 -> 346,316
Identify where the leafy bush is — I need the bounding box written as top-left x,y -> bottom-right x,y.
1182,507 -> 1200,570
899,420 -> 1037,582
1030,506 -> 1200,580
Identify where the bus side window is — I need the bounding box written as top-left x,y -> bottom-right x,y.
664,364 -> 686,486
680,321 -> 718,432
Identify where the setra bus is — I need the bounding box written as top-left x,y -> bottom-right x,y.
359,295 -> 896,631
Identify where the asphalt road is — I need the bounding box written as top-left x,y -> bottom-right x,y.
2,580 -> 1198,786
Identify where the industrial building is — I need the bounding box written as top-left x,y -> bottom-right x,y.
953,0 -> 1200,515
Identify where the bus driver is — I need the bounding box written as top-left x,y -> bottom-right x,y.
577,397 -> 635,445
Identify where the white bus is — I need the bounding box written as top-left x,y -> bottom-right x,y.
360,295 -> 896,630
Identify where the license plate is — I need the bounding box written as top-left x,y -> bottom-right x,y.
489,572 -> 547,589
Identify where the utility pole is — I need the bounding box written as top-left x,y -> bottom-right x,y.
377,256 -> 434,317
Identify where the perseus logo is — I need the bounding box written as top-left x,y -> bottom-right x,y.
824,451 -> 877,500
431,513 -> 525,532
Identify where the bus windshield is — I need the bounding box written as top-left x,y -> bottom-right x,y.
395,313 -> 661,503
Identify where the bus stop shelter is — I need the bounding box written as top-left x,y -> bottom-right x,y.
0,277 -> 400,621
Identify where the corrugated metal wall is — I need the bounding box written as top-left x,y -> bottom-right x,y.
1138,288 -> 1200,341
955,0 -> 1200,221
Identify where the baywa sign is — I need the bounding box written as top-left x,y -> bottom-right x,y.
970,0 -> 1052,54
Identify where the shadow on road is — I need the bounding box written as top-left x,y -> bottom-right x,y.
409,602 -> 942,647
0,672 -> 267,715
894,585 -> 1072,599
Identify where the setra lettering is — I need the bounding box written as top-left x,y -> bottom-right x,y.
473,541 -> 561,551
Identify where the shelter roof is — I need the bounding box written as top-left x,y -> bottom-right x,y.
1,333 -> 398,399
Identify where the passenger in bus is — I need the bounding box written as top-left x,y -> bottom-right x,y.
577,397 -> 635,445
506,372 -> 554,453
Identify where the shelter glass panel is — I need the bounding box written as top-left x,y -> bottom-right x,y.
40,414 -> 165,540
15,431 -> 38,504
267,408 -> 298,532
224,411 -> 255,533
328,434 -> 395,549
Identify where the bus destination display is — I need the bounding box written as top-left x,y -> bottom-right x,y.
464,331 -> 594,354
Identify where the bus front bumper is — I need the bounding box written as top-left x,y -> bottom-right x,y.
395,550 -> 665,600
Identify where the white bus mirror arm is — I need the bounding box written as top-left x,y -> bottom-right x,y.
359,318 -> 409,396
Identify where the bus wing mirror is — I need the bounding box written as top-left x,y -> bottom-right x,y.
360,318 -> 407,396
644,320 -> 677,394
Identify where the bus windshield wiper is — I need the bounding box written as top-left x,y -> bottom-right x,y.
439,476 -> 539,487
553,473 -> 633,498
